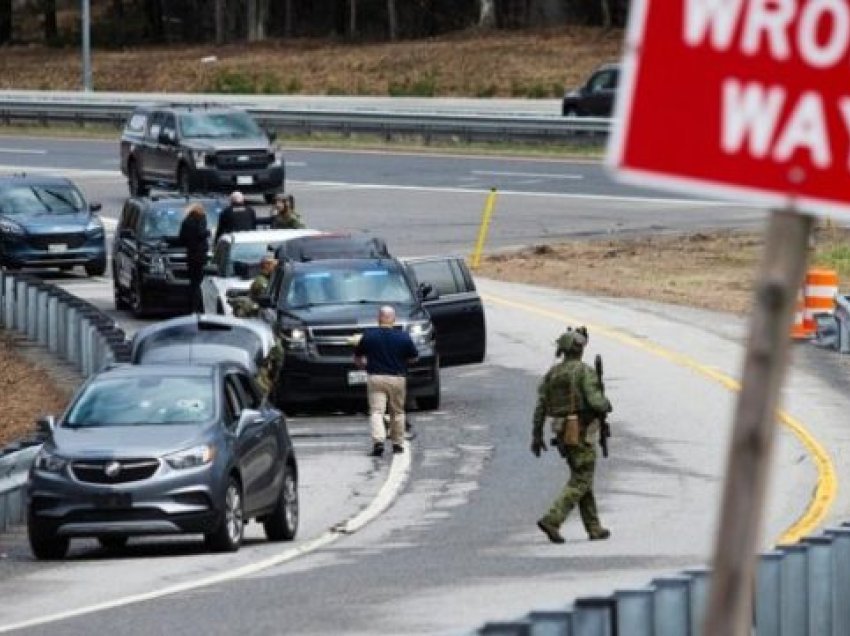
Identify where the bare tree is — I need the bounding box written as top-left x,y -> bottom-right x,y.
600,0 -> 612,28
387,0 -> 397,40
0,0 -> 10,44
247,0 -> 270,41
214,0 -> 226,43
478,0 -> 496,28
43,0 -> 57,43
349,0 -> 357,37
285,0 -> 294,37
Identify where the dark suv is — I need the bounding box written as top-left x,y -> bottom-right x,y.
120,103 -> 285,201
261,236 -> 486,412
562,63 -> 619,117
0,174 -> 106,276
112,196 -> 224,316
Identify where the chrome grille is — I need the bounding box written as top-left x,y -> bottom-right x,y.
215,151 -> 271,171
71,459 -> 160,484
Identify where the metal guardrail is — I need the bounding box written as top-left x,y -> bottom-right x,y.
477,526 -> 850,635
0,269 -> 131,532
0,91 -> 611,143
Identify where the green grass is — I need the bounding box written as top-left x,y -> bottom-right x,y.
814,244 -> 850,281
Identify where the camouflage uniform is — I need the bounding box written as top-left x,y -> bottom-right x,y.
532,331 -> 612,543
270,212 -> 305,230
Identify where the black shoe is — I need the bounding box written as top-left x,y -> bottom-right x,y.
537,518 -> 565,544
392,444 -> 404,454
589,528 -> 611,541
370,443 -> 384,457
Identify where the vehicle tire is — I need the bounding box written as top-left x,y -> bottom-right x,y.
417,373 -> 441,411
177,165 -> 192,195
28,514 -> 69,560
98,535 -> 129,550
85,260 -> 107,277
113,281 -> 130,310
263,462 -> 298,541
205,476 -> 244,553
128,159 -> 149,197
130,277 -> 148,318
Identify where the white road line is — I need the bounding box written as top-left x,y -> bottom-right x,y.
0,147 -> 47,155
0,441 -> 412,633
472,169 -> 584,180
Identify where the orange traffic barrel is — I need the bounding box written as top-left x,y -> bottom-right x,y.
791,289 -> 810,339
803,268 -> 839,335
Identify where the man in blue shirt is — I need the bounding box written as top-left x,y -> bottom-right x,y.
354,305 -> 419,457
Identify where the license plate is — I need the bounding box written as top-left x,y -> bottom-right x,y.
93,493 -> 132,509
48,244 -> 68,253
347,370 -> 367,386
236,175 -> 254,185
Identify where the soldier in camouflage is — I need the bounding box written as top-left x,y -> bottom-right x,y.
532,328 -> 613,544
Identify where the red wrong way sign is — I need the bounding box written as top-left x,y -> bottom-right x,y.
608,0 -> 850,213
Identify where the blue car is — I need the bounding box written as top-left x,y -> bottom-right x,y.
0,175 -> 107,276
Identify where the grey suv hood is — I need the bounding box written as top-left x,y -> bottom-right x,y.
52,424 -> 206,458
183,136 -> 270,152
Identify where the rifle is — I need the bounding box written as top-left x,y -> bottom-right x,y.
594,354 -> 611,458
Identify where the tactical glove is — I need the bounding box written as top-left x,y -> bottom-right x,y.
531,438 -> 547,457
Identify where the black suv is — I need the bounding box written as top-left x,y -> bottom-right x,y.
261,236 -> 486,412
112,196 -> 224,316
0,174 -> 106,276
562,63 -> 619,117
120,103 -> 285,201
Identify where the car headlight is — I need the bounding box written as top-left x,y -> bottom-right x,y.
34,448 -> 67,473
407,320 -> 433,346
165,445 -> 216,470
85,220 -> 104,238
192,150 -> 209,167
270,151 -> 283,167
284,327 -> 306,349
0,218 -> 25,236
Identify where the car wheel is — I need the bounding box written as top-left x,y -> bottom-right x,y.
113,275 -> 130,310
205,477 -> 244,553
130,277 -> 147,318
177,165 -> 192,195
85,260 -> 107,277
417,373 -> 441,411
128,160 -> 149,197
28,514 -> 69,560
98,535 -> 129,550
263,462 -> 298,541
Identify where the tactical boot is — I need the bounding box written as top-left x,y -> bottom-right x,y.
588,528 -> 611,541
537,518 -> 565,544
369,443 -> 385,457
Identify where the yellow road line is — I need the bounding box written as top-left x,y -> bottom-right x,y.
482,291 -> 837,545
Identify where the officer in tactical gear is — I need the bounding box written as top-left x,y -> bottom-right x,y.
532,327 -> 613,544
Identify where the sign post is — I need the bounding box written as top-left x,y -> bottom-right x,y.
606,1 -> 844,633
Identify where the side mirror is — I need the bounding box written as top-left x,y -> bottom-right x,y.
36,414 -> 56,436
89,202 -> 102,213
119,228 -> 134,240
419,282 -> 439,301
235,408 -> 263,436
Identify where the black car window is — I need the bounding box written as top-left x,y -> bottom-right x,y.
140,202 -> 223,240
126,112 -> 147,134
224,376 -> 243,420
147,111 -> 165,140
65,375 -> 214,426
589,70 -> 616,92
0,183 -> 85,216
408,259 -> 461,296
283,266 -> 414,308
161,114 -> 177,141
119,201 -> 133,229
234,373 -> 261,409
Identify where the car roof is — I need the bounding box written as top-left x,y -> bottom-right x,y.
134,195 -> 226,209
596,62 -> 620,72
291,257 -> 401,272
94,363 -> 215,379
0,174 -> 76,187
225,228 -> 323,245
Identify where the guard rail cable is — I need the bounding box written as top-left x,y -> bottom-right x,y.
0,92 -> 611,143
0,269 -> 130,531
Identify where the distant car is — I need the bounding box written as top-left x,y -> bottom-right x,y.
130,313 -> 277,376
112,195 -> 225,316
202,228 -> 322,316
561,63 -> 619,117
27,362 -> 298,559
120,103 -> 285,202
0,174 -> 106,276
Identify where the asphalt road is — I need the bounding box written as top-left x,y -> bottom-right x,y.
1,141 -> 848,634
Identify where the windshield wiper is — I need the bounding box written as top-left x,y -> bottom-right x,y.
30,187 -> 52,213
43,188 -> 80,211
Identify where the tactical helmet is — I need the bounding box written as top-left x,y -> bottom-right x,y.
556,329 -> 587,356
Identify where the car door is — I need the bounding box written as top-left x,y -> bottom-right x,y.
143,111 -> 167,179
402,256 -> 486,367
114,201 -> 141,293
234,372 -> 281,511
202,239 -> 229,313
583,69 -> 618,116
157,113 -> 181,184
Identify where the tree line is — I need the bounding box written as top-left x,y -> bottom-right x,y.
0,1 -> 628,47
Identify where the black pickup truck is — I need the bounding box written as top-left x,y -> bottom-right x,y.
260,235 -> 486,412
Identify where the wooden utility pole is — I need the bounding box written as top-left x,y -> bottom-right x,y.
703,210 -> 814,636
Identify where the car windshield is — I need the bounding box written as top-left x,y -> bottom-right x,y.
65,375 -> 215,427
0,184 -> 85,216
228,242 -> 278,277
284,267 -> 414,308
140,202 -> 223,240
134,323 -> 264,363
178,112 -> 263,139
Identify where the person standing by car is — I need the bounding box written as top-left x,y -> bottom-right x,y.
178,202 -> 210,313
270,194 -> 304,229
214,191 -> 257,243
354,306 -> 419,457
531,328 -> 613,544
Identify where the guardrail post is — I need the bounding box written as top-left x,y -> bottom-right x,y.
652,576 -> 690,636
780,544 -> 808,636
46,293 -> 59,352
0,270 -> 6,328
827,527 -> 850,636
684,567 -> 710,636
478,620 -> 531,635
570,597 -> 614,636
15,279 -> 28,333
56,299 -> 67,357
615,588 -> 653,636
26,284 -> 38,340
526,609 -> 572,635
755,551 -> 784,636
66,305 -> 79,367
805,536 -> 834,636
0,491 -> 7,532
36,288 -> 48,344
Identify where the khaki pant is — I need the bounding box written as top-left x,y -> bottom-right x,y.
367,374 -> 406,445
